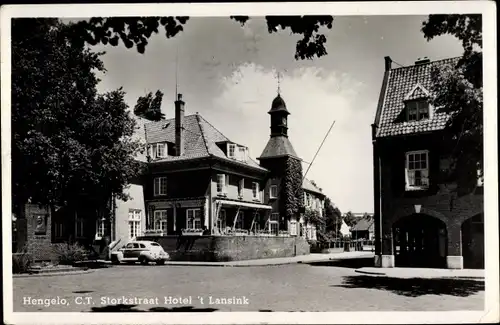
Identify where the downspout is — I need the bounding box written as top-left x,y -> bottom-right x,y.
371,125 -> 381,257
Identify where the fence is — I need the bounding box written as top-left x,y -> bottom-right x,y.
311,239 -> 375,253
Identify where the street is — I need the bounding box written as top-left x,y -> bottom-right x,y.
13,260 -> 484,312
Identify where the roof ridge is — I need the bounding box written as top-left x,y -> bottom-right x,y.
143,114 -> 200,128
196,114 -> 230,142
195,114 -> 211,155
390,55 -> 462,71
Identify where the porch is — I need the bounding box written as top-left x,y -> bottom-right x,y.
212,198 -> 284,236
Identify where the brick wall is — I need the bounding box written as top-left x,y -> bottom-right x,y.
25,204 -> 57,261
138,235 -> 310,262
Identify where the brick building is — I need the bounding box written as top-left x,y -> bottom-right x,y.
372,56 -> 484,269
13,88 -> 331,262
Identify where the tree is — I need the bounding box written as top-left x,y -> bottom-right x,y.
12,19 -> 142,226
343,211 -> 357,228
323,197 -> 342,237
67,16 -> 334,60
134,90 -> 165,121
421,14 -> 483,194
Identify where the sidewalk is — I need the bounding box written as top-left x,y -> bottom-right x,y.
355,267 -> 484,280
163,251 -> 374,267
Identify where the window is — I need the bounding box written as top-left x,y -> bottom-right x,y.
216,174 -> 228,194
129,209 -> 143,238
150,242 -> 161,247
406,150 -> 429,190
305,194 -> 312,207
238,146 -> 247,161
154,177 -> 167,196
75,218 -> 85,238
54,222 -> 64,238
228,143 -> 236,158
156,143 -> 165,158
252,182 -> 260,200
186,209 -> 202,230
234,211 -> 244,230
217,209 -> 227,232
406,101 -> 429,121
289,220 -> 297,236
270,185 -> 278,199
269,221 -> 279,235
95,218 -> 107,239
153,210 -> 167,233
238,178 -> 244,197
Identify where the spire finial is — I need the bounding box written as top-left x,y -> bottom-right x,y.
277,70 -> 281,95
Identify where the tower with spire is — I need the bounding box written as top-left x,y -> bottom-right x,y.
258,92 -> 304,233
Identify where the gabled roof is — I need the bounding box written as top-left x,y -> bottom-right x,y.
351,217 -> 374,231
258,136 -> 299,159
302,178 -> 324,196
376,57 -> 460,138
144,114 -> 266,171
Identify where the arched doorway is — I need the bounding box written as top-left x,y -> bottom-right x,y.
461,213 -> 484,269
393,214 -> 447,268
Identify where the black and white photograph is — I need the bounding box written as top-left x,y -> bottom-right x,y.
1,2 -> 498,324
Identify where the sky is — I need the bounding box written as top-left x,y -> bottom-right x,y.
89,15 -> 464,214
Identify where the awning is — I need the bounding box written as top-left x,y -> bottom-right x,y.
215,199 -> 272,210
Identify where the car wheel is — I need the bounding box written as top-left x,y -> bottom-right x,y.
139,256 -> 148,265
156,260 -> 165,265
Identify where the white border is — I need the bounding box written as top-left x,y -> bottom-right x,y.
1,1 -> 498,324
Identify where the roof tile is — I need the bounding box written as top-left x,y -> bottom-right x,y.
144,114 -> 266,171
376,57 -> 460,138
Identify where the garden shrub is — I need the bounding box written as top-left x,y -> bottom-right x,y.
12,251 -> 33,274
52,242 -> 88,265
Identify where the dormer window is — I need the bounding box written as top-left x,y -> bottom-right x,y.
238,146 -> 247,162
406,100 -> 429,122
227,143 -> 236,158
157,143 -> 165,158
147,142 -> 171,159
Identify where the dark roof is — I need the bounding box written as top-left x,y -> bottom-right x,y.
258,136 -> 299,159
376,57 -> 461,138
302,178 -> 324,196
268,94 -> 290,114
351,217 -> 374,231
144,114 -> 266,171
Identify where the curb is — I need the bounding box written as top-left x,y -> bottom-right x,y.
161,254 -> 374,267
13,269 -> 95,278
354,269 -> 386,276
354,269 -> 485,280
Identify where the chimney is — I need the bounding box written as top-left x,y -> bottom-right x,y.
384,56 -> 392,71
175,93 -> 185,156
415,56 -> 430,65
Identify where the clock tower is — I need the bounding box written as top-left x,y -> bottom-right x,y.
258,94 -> 304,233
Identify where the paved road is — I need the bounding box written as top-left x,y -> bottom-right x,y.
13,261 -> 484,312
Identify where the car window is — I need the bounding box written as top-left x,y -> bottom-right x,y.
125,243 -> 134,248
139,244 -> 146,248
132,243 -> 140,248
150,243 -> 161,247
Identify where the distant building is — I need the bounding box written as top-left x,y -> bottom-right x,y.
350,216 -> 374,240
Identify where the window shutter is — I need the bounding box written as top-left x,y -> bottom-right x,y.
404,168 -> 410,189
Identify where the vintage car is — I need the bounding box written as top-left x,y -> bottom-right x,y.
110,241 -> 169,265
